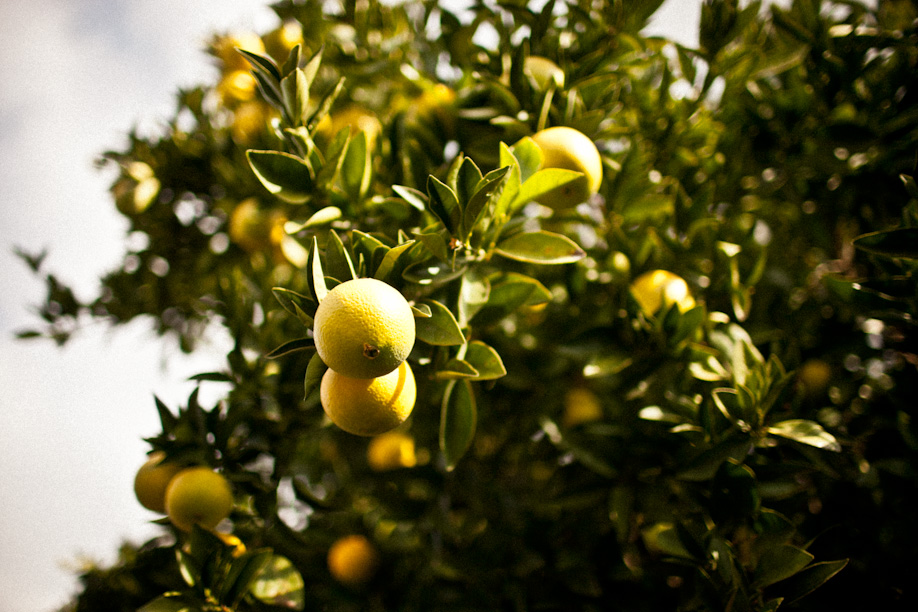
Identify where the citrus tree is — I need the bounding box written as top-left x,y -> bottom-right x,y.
21,0 -> 918,610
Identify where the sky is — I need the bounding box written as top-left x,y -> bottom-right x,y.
0,1 -> 700,610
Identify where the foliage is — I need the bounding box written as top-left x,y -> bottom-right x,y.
23,0 -> 918,609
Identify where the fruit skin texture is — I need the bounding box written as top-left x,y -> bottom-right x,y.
629,270 -> 696,316
164,467 -> 234,532
134,452 -> 184,514
327,535 -> 379,588
530,126 -> 603,210
367,431 -> 417,471
321,361 -> 416,437
313,278 -> 416,379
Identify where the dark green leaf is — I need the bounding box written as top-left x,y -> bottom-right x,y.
374,240 -> 418,284
324,230 -> 356,283
753,545 -> 815,588
427,175 -> 462,235
495,231 -> 585,264
464,166 -> 510,239
440,379 -> 477,470
852,228 -> 918,259
221,549 -> 273,608
238,49 -> 282,82
138,594 -> 201,612
265,337 -> 315,359
777,559 -> 848,604
154,396 -> 178,432
455,156 -> 483,208
187,372 -> 234,383
402,259 -> 467,285
272,287 -> 317,321
303,352 -> 327,400
246,150 -> 314,204
415,299 -> 465,346
677,437 -> 754,481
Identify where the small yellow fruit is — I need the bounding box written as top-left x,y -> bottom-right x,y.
165,467 -> 234,532
214,32 -> 266,72
315,106 -> 383,150
530,126 -> 603,210
629,270 -> 696,317
263,20 -> 304,61
327,535 -> 379,588
313,278 -> 416,379
228,199 -> 283,251
367,431 -> 417,471
321,361 -> 417,437
524,56 -> 565,89
133,451 -> 184,514
798,359 -> 833,397
112,162 -> 160,216
563,387 -> 603,427
231,101 -> 274,145
218,70 -> 257,103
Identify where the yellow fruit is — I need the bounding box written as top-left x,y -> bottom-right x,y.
228,199 -> 282,251
524,56 -> 565,89
315,106 -> 382,150
214,32 -> 266,72
264,20 -> 304,61
313,278 -> 416,379
164,467 -> 234,532
530,126 -> 603,210
367,431 -> 417,471
133,451 -> 184,514
327,535 -> 379,587
113,162 -> 160,216
231,101 -> 273,145
629,270 -> 696,316
320,361 -> 417,437
563,387 -> 603,427
218,70 -> 257,103
798,359 -> 833,397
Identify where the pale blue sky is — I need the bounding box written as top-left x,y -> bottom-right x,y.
0,1 -> 700,610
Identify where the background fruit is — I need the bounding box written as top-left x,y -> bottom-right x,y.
327,535 -> 379,587
164,467 -> 233,532
562,387 -> 603,428
629,269 -> 696,316
530,126 -> 603,210
367,431 -> 417,471
320,361 -> 416,436
133,452 -> 184,514
313,278 -> 416,379
523,55 -> 565,90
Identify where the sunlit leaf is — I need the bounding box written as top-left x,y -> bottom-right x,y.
324,230 -> 356,283
284,207 -> 342,233
246,150 -> 314,204
303,351 -> 327,400
512,168 -> 583,209
495,231 -> 585,264
464,340 -> 507,380
415,299 -> 465,346
767,419 -> 842,452
434,358 -> 480,380
250,554 -> 306,610
393,184 -> 428,212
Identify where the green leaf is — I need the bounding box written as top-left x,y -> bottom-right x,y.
427,175 -> 462,235
138,594 -> 200,612
512,168 -> 583,208
280,67 -> 310,126
455,156 -> 484,209
303,351 -> 327,400
470,273 -> 543,326
341,129 -> 371,200
753,545 -> 815,588
221,549 -> 274,608
852,228 -> 918,259
402,259 -> 467,285
434,358 -> 480,380
374,240 -> 418,284
463,166 -> 510,239
323,230 -> 356,283
777,559 -> 849,604
187,372 -> 234,383
272,287 -> 317,321
414,230 -> 450,262
393,184 -> 428,212
495,230 -> 585,264
306,237 -> 328,303
767,420 -> 842,452
458,271 -> 491,327
266,337 -> 315,359
246,150 -> 314,204
284,207 -> 342,233
677,436 -> 754,481
249,554 -> 306,610
154,395 -> 178,431
415,299 -> 465,346
238,48 -> 282,82
510,136 -> 544,183
440,379 -> 477,470
464,340 -> 507,380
